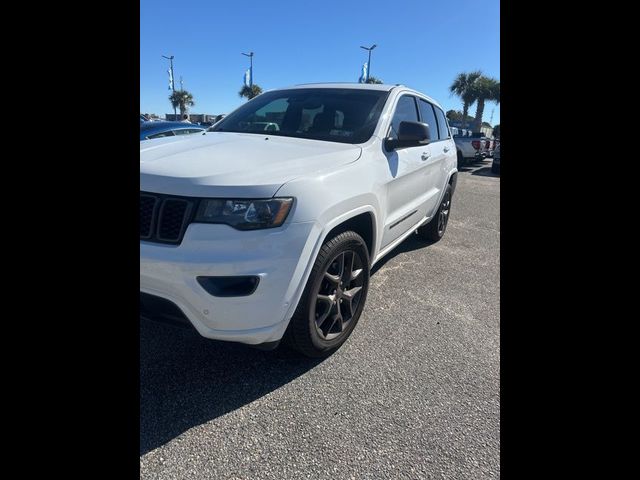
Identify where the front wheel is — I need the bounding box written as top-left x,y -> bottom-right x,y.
284,231 -> 370,357
417,184 -> 452,242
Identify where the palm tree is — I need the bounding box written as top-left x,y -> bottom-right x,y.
446,110 -> 459,122
239,84 -> 263,100
366,76 -> 383,84
449,70 -> 482,129
169,90 -> 195,116
470,76 -> 500,133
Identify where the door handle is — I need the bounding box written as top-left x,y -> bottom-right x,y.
421,152 -> 430,161
443,146 -> 450,153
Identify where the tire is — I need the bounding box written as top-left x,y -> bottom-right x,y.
457,150 -> 464,169
491,162 -> 499,173
417,184 -> 453,242
284,231 -> 370,358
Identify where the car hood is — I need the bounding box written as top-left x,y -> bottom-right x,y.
140,132 -> 362,198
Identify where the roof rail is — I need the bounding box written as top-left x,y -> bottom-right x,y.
294,82 -> 362,86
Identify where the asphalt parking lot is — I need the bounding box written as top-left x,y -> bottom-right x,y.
140,158 -> 500,479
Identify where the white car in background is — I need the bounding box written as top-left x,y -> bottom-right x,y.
140,83 -> 458,357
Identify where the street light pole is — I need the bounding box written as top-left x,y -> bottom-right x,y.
162,54 -> 176,118
359,44 -> 377,82
242,51 -> 254,87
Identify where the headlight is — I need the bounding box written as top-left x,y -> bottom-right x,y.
194,198 -> 293,230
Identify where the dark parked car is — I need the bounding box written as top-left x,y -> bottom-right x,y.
140,121 -> 206,141
491,144 -> 500,173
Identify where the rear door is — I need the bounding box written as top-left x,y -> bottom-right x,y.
433,105 -> 458,171
432,104 -> 456,197
416,99 -> 447,217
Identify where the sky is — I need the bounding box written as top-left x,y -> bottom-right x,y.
140,0 -> 500,126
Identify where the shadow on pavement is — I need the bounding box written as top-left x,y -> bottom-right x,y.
458,158 -> 487,172
140,320 -> 324,455
140,224 -> 438,455
472,166 -> 499,178
371,234 -> 434,275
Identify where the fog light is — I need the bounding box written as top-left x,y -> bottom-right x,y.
196,276 -> 260,297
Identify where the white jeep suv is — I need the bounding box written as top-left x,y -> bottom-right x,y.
140,83 -> 457,357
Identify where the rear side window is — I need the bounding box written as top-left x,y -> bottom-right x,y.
389,95 -> 419,139
147,131 -> 175,139
434,107 -> 450,139
417,99 -> 439,141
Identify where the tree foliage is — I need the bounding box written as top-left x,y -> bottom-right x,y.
449,71 -> 482,129
239,84 -> 263,100
169,90 -> 195,115
365,76 -> 383,84
469,76 -> 500,133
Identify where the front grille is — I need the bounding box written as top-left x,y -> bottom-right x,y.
140,194 -> 159,239
140,192 -> 197,244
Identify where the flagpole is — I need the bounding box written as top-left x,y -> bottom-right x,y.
163,54 -> 176,118
242,51 -> 254,88
359,44 -> 377,82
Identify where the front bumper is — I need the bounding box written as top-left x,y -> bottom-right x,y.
140,220 -> 319,345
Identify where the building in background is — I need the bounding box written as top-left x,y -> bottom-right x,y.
141,113 -> 163,121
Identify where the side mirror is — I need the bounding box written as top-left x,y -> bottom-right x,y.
385,121 -> 431,150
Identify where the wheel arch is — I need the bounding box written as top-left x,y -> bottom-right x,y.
318,207 -> 377,264
279,205 -> 378,333
448,170 -> 458,195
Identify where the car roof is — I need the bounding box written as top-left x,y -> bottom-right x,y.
270,82 -> 442,109
289,82 -> 398,91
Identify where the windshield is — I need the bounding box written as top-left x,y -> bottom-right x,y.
209,88 -> 390,144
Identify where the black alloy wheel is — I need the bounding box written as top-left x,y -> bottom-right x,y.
312,249 -> 365,340
436,189 -> 451,236
284,230 -> 370,357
